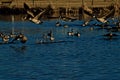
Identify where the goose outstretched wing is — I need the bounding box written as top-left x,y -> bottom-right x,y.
82,4 -> 93,17
34,4 -> 51,19
24,3 -> 35,17
34,10 -> 46,20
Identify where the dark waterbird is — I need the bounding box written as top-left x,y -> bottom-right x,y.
67,29 -> 80,37
24,3 -> 51,24
11,33 -> 27,43
103,32 -> 119,40
103,32 -> 118,37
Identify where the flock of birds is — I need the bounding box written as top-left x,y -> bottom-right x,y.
0,32 -> 27,44
0,2 -> 120,44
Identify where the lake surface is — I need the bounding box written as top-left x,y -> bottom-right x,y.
0,19 -> 120,80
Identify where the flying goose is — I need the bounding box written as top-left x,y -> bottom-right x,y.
24,3 -> 48,24
96,5 -> 115,23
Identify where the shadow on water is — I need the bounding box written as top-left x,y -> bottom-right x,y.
9,45 -> 27,53
99,35 -> 120,41
102,37 -> 119,41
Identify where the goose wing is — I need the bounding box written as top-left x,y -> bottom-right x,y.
104,8 -> 115,19
24,3 -> 30,10
24,3 -> 35,17
26,10 -> 35,18
33,10 -> 46,20
33,4 -> 51,19
96,5 -> 115,23
82,4 -> 93,17
98,4 -> 115,19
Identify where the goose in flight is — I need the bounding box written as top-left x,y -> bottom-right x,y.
96,4 -> 115,23
24,3 -> 48,24
82,3 -> 115,24
96,8 -> 115,23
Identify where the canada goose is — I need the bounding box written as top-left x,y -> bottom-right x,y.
0,33 -> 10,43
74,32 -> 80,37
103,32 -> 118,37
11,33 -> 27,43
47,30 -> 55,41
2,35 -> 10,43
47,30 -> 53,37
96,6 -> 115,23
62,17 -> 77,22
68,29 -> 74,36
24,3 -> 48,24
82,21 -> 89,26
50,36 -> 55,41
64,24 -> 69,28
56,21 -> 61,27
20,36 -> 27,43
96,18 -> 107,23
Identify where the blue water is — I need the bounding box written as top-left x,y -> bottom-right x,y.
0,20 -> 120,80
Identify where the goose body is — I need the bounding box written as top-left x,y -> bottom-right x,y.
29,18 -> 42,24
97,18 -> 107,23
56,22 -> 61,27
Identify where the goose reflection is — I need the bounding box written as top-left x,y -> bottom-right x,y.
10,45 -> 27,53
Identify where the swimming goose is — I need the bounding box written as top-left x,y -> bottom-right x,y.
103,32 -> 118,38
47,30 -> 55,41
11,33 -> 27,43
82,21 -> 89,26
68,29 -> 74,36
0,33 -> 10,43
64,24 -> 69,28
74,32 -> 80,37
2,35 -> 10,43
56,21 -> 61,27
